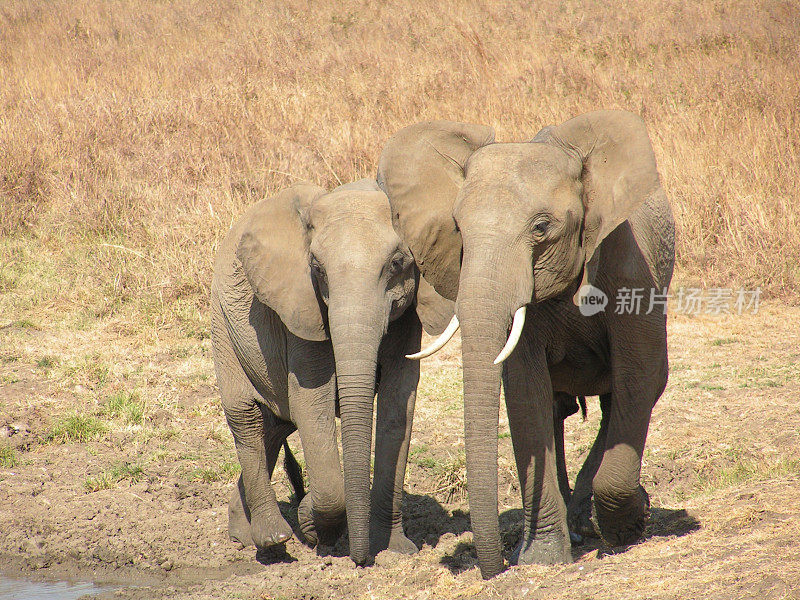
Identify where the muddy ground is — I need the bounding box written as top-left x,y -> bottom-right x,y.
1,303 -> 799,599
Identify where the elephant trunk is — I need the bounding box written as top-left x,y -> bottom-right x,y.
328,298 -> 385,566
457,240 -> 533,580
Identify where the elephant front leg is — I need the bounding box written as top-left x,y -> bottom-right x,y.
225,401 -> 294,549
370,310 -> 422,556
503,344 -> 571,566
553,392 -> 577,507
228,414 -> 296,548
568,393 -> 610,539
591,319 -> 666,548
228,474 -> 254,548
287,337 -> 346,548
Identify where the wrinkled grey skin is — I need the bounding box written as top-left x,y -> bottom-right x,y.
378,111 -> 675,578
211,179 -> 453,565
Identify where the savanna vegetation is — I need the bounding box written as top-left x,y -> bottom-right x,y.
1,1 -> 799,599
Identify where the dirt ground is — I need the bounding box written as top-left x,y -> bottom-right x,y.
1,302 -> 799,600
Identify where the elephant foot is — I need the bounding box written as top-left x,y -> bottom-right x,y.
297,494 -> 345,548
370,527 -> 418,556
592,485 -> 650,548
227,480 -> 292,549
228,514 -> 254,549
249,510 -> 294,549
228,481 -> 254,549
568,492 -> 599,540
297,494 -> 318,546
509,528 -> 571,566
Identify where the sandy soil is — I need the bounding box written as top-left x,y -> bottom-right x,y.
1,303 -> 799,599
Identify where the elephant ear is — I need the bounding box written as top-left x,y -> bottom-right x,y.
377,120 -> 495,301
534,110 -> 664,298
415,275 -> 455,336
236,183 -> 329,341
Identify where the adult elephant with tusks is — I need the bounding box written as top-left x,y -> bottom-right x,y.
211,178 -> 453,566
378,110 -> 675,579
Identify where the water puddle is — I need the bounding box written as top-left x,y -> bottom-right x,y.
0,576 -> 113,600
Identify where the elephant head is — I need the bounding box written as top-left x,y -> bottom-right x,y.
378,111 -> 666,578
235,178 -> 451,564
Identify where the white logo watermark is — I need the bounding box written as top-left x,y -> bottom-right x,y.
578,287 -> 761,316
577,285 -> 608,317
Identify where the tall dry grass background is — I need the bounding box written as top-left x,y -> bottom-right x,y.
2,0 -> 799,325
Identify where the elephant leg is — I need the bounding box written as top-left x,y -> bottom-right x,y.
228,413 -> 296,548
370,309 -> 422,556
287,336 -> 345,548
282,441 -> 306,503
228,474 -> 254,548
553,392 -> 576,507
224,398 -> 293,549
591,316 -> 667,547
567,393 -> 610,539
503,339 -> 571,566
215,321 -> 293,550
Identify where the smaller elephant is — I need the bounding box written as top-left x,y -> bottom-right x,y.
211,178 -> 453,564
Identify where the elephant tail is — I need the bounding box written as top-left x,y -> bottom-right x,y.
579,396 -> 587,421
283,441 -> 306,503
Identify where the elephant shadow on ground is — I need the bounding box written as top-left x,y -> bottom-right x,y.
247,493 -> 700,570
256,492 -> 470,563
439,505 -> 700,574
402,492 -> 472,548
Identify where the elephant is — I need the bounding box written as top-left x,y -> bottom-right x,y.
377,110 -> 675,578
210,178 -> 453,564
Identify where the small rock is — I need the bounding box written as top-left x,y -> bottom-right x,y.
323,556 -> 333,566
160,559 -> 173,571
8,422 -> 29,436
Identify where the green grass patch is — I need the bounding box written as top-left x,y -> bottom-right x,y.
62,356 -> 110,389
105,390 -> 145,425
410,444 -> 439,469
0,444 -> 18,468
158,427 -> 180,441
710,337 -> 737,346
48,414 -> 108,443
84,462 -> 144,492
418,366 -> 462,402
36,355 -> 59,369
697,458 -> 800,492
187,459 -> 241,483
412,455 -> 438,469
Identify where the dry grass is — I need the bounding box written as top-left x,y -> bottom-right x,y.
1,0 -> 798,331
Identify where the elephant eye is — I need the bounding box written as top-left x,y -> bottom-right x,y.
533,220 -> 550,236
389,253 -> 407,276
310,257 -> 325,276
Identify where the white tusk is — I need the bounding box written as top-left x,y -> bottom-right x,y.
494,306 -> 527,365
405,315 -> 460,360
